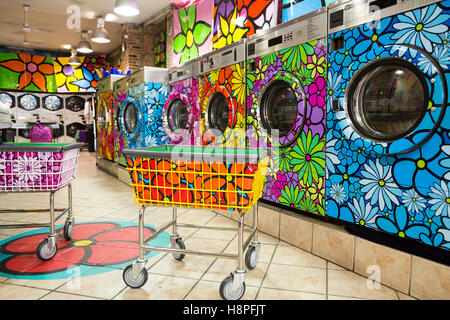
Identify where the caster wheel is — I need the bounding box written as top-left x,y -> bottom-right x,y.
219,275 -> 246,300
172,238 -> 185,261
63,219 -> 75,241
36,238 -> 57,261
245,245 -> 258,270
123,264 -> 148,289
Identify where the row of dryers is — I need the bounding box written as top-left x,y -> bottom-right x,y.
0,90 -> 94,143
97,0 -> 450,253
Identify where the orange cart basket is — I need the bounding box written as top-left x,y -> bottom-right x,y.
123,145 -> 270,214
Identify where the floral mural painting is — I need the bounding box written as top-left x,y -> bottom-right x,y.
281,0 -> 323,23
173,0 -> 213,66
0,53 -> 56,92
326,1 -> 450,251
246,40 -> 327,216
212,0 -> 277,51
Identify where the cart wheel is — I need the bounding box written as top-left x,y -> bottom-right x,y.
63,219 -> 75,241
123,264 -> 148,289
36,238 -> 57,261
245,245 -> 258,270
219,275 -> 246,300
172,238 -> 185,261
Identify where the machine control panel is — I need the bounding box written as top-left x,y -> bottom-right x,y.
247,7 -> 327,61
328,0 -> 442,33
198,39 -> 246,74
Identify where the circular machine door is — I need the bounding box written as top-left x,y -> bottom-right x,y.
257,75 -> 307,148
43,95 -> 63,112
18,94 -> 40,111
65,96 -> 85,112
97,99 -> 108,132
66,122 -> 86,138
163,94 -> 193,142
51,123 -> 64,139
0,92 -> 15,109
119,98 -> 140,140
344,55 -> 447,155
204,89 -> 235,145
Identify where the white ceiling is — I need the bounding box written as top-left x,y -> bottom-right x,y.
0,0 -> 178,55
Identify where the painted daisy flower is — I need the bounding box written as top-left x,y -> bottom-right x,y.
329,183 -> 346,204
348,196 -> 379,228
428,181 -> 450,217
12,154 -> 42,183
359,159 -> 402,211
401,189 -> 426,214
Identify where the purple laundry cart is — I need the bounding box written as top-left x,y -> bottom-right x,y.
0,143 -> 83,260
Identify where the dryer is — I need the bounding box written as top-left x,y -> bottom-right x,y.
64,93 -> 93,143
40,94 -> 65,143
246,8 -> 328,216
116,67 -> 169,166
16,92 -> 40,142
163,59 -> 201,145
0,90 -> 17,142
97,74 -> 124,161
326,0 -> 450,251
198,39 -> 247,147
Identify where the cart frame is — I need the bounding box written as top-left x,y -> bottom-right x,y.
128,203 -> 260,298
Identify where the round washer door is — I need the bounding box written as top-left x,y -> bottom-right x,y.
119,98 -> 140,140
344,53 -> 447,155
18,94 -> 40,111
65,96 -> 85,112
256,71 -> 307,147
43,95 -> 63,111
204,85 -> 236,145
0,92 -> 15,109
163,93 -> 193,142
97,99 -> 108,132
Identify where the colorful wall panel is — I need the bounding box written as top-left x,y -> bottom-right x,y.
281,0 -> 324,23
173,0 -> 213,66
212,0 -> 277,51
0,53 -> 56,92
0,52 -> 107,93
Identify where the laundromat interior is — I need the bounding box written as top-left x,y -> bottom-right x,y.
0,0 -> 449,302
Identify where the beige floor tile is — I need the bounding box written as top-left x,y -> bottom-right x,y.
397,292 -> 417,300
256,287 -> 326,300
148,238 -> 230,279
328,270 -> 398,300
0,283 -> 50,299
4,277 -> 70,291
56,268 -> 126,299
271,244 -> 326,269
115,274 -> 197,300
262,264 -> 326,294
328,262 -> 347,271
40,292 -> 102,300
223,242 -> 276,263
184,280 -> 258,300
327,295 -> 367,300
202,259 -> 269,287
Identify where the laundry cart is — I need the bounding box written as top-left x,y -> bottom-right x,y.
0,143 -> 82,260
122,145 -> 270,300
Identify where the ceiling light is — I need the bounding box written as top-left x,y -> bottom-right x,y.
114,0 -> 140,17
68,49 -> 81,66
62,44 -> 72,49
92,16 -> 110,44
105,13 -> 117,22
77,31 -> 93,54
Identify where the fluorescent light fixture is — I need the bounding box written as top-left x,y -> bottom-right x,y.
62,44 -> 72,49
114,0 -> 139,17
77,31 -> 93,54
92,16 -> 110,44
105,13 -> 117,22
68,49 -> 81,66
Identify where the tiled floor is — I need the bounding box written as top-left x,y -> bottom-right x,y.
0,151 -> 418,300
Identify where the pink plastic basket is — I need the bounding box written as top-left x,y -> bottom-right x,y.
0,143 -> 82,192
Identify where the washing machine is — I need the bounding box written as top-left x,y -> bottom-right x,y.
198,39 -> 247,147
40,94 -> 65,143
97,74 -> 124,162
0,90 -> 17,142
246,8 -> 328,215
326,0 -> 450,251
117,67 -> 169,166
16,92 -> 41,142
113,75 -> 129,166
64,93 -> 93,143
163,59 -> 201,146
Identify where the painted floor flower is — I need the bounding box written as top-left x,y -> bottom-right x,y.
0,222 -> 159,277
